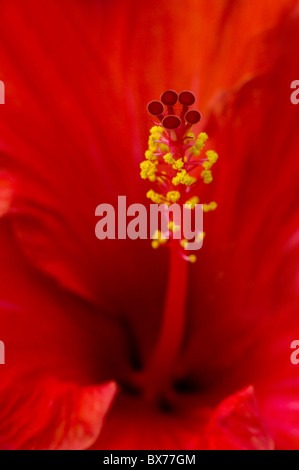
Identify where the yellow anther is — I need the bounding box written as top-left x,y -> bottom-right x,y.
164,153 -> 184,170
189,147 -> 201,157
166,191 -> 181,203
149,126 -> 163,141
140,160 -> 157,181
173,170 -> 196,186
145,150 -> 157,161
146,190 -> 164,204
188,254 -> 197,263
180,239 -> 188,248
148,134 -> 156,143
202,150 -> 218,169
159,143 -> 170,153
203,201 -> 217,212
148,144 -> 157,153
172,158 -> 184,170
163,153 -> 175,165
206,150 -> 218,164
148,133 -> 161,152
150,126 -> 163,135
196,132 -> 208,148
151,240 -> 160,249
201,170 -> 213,184
186,132 -> 195,140
185,176 -> 197,186
202,161 -> 213,170
189,132 -> 208,156
185,196 -> 199,209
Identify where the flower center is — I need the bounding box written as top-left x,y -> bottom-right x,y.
137,91 -> 219,406
140,90 -> 218,262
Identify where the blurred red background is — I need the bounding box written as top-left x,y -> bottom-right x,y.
0,0 -> 298,450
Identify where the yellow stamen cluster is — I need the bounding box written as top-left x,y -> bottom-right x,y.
141,118 -> 219,261
145,150 -> 157,161
172,158 -> 184,170
141,126 -> 171,181
163,153 -> 184,170
202,150 -> 219,170
163,153 -> 175,164
146,189 -> 165,204
166,191 -> 181,203
189,132 -> 208,156
185,132 -> 195,140
185,196 -> 199,209
203,201 -> 217,212
159,143 -> 170,153
140,160 -> 157,182
146,189 -> 181,205
172,169 -> 196,187
201,170 -> 213,184
200,150 -> 218,184
148,126 -> 164,151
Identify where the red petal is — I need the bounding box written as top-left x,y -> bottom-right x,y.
0,0 -> 295,304
0,378 -> 116,450
0,217 -> 126,449
179,7 -> 299,398
207,387 -> 274,450
0,0 -> 298,451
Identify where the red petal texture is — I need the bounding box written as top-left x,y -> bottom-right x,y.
0,215 -> 122,448
181,7 -> 299,449
0,0 -> 298,450
207,387 -> 274,450
92,394 -> 211,450
0,0 -> 296,309
0,378 -> 116,450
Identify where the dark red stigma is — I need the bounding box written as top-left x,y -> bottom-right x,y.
147,90 -> 201,136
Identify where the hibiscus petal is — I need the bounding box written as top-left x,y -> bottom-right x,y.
207,387 -> 274,450
0,171 -> 13,216
179,6 -> 299,395
0,217 -> 127,449
0,0 -> 295,305
0,378 -> 117,450
0,0 -> 298,451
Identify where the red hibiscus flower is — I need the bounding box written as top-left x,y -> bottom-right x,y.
0,0 -> 298,450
